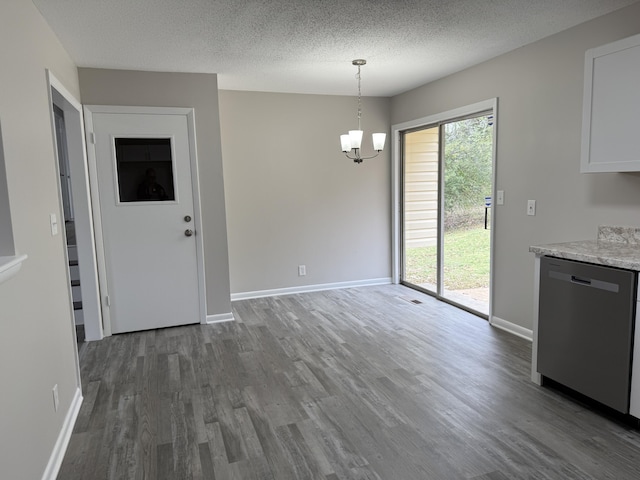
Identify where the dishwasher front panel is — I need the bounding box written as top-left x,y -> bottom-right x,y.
538,256 -> 636,413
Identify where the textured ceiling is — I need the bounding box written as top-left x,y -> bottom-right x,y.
32,0 -> 638,96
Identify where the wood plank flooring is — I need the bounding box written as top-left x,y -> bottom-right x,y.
58,285 -> 640,479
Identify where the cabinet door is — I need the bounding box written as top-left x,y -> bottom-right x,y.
581,33 -> 640,173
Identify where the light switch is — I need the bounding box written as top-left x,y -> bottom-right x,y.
50,213 -> 59,236
497,190 -> 504,205
527,200 -> 536,216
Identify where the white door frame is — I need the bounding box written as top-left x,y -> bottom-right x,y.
46,71 -> 104,343
84,105 -> 207,335
391,98 -> 498,320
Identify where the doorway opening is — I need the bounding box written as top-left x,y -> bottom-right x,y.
53,103 -> 85,344
394,101 -> 496,318
48,71 -> 104,345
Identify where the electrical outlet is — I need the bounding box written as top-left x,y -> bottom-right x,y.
298,265 -> 306,276
527,200 -> 536,216
52,384 -> 59,412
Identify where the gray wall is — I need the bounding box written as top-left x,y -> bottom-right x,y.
218,91 -> 391,295
0,0 -> 81,478
3,3 -> 639,477
391,2 -> 640,330
78,69 -> 232,317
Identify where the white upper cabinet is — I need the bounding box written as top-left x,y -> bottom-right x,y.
581,33 -> 640,173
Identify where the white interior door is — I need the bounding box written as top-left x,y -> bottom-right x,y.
91,109 -> 202,334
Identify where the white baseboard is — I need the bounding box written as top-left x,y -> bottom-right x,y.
230,277 -> 392,301
490,316 -> 533,342
41,386 -> 83,480
205,312 -> 235,324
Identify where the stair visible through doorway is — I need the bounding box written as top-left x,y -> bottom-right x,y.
67,221 -> 84,345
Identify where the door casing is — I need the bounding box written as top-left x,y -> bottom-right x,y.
84,105 -> 207,336
391,98 -> 498,320
47,71 -> 104,342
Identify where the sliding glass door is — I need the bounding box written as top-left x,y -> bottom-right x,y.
401,112 -> 494,317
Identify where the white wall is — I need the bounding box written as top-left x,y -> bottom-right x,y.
219,91 -> 391,295
0,0 -> 81,478
391,2 -> 640,330
78,69 -> 232,317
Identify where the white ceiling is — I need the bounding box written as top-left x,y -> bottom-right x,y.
32,0 -> 638,97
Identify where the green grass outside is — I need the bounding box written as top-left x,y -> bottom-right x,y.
405,226 -> 490,290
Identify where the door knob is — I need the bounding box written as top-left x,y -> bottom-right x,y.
184,215 -> 192,222
185,229 -> 194,237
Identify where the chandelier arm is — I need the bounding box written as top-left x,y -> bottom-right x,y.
354,151 -> 381,161
343,150 -> 381,162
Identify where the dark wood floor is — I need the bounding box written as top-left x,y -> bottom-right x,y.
59,285 -> 640,479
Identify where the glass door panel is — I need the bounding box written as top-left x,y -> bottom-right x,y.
442,116 -> 492,315
402,126 -> 440,293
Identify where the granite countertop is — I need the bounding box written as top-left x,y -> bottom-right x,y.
529,225 -> 640,271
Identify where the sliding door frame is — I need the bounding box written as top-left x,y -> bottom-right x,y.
391,98 -> 498,319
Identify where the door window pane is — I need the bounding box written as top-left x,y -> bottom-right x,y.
114,138 -> 175,202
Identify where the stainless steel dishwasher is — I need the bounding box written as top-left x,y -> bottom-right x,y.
538,255 -> 636,413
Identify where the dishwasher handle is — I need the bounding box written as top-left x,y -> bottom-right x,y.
571,275 -> 592,286
548,269 -> 619,293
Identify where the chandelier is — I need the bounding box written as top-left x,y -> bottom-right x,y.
340,59 -> 386,164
